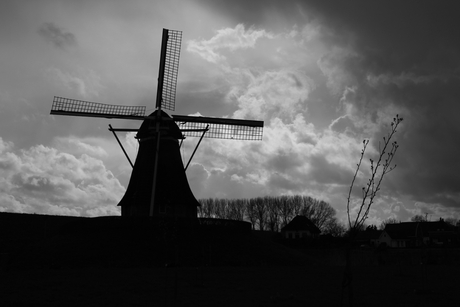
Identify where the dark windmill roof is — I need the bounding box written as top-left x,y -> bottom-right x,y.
281,216 -> 321,234
137,109 -> 184,140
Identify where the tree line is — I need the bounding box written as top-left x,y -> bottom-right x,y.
197,195 -> 345,236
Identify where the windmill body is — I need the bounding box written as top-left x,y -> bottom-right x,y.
118,110 -> 199,217
50,29 -> 264,219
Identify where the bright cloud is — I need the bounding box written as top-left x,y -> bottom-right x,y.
187,24 -> 273,63
0,137 -> 124,216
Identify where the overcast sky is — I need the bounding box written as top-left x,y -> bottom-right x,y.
1,0 -> 459,225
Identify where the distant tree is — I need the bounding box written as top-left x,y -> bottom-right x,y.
291,195 -> 304,216
246,198 -> 258,230
342,115 -> 402,307
212,198 -> 227,219
229,199 -> 247,221
198,194 -> 339,233
265,196 -> 281,232
322,218 -> 347,237
379,217 -> 399,230
197,198 -> 215,218
365,225 -> 378,231
300,197 -> 336,232
411,214 -> 427,223
278,195 -> 294,229
253,197 -> 267,231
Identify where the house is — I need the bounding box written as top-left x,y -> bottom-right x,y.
281,216 -> 321,239
378,220 -> 458,248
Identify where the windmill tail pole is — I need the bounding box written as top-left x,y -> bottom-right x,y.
184,125 -> 209,171
109,124 -> 134,168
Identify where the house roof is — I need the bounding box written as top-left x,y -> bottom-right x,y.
384,221 -> 456,240
281,215 -> 321,234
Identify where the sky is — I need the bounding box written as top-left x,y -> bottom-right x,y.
1,0 -> 459,225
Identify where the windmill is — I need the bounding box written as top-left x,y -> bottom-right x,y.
50,29 -> 264,218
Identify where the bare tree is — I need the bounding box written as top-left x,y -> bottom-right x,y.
227,199 -> 246,221
253,197 -> 267,231
291,195 -> 304,216
411,214 -> 427,223
266,196 -> 281,232
278,195 -> 294,229
301,197 -> 337,232
198,194 -> 338,233
197,198 -> 215,218
322,218 -> 347,237
342,115 -> 403,307
246,198 -> 258,230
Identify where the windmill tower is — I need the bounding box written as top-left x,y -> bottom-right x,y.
50,29 -> 264,218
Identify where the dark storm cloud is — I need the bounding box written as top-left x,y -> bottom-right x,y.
309,154 -> 354,185
197,0 -> 460,214
196,0 -> 308,30
267,172 -> 301,193
38,22 -> 77,49
305,0 -> 460,59
301,1 -> 460,210
265,150 -> 303,174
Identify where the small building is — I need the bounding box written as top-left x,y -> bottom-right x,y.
281,216 -> 321,239
378,220 -> 458,248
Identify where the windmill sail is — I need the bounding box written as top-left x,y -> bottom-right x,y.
173,115 -> 264,140
51,95 -> 264,141
49,28 -> 264,219
156,29 -> 182,111
51,96 -> 146,120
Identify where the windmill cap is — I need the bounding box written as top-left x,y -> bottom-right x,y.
137,110 -> 183,140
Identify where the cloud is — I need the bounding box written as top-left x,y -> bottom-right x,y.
13,1 -> 458,225
187,24 -> 273,63
366,72 -> 442,88
38,22 -> 77,50
47,67 -> 104,99
0,137 -> 124,216
181,13 -> 460,225
53,136 -> 108,158
317,47 -> 359,95
231,69 -> 313,121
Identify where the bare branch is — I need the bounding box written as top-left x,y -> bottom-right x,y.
348,115 -> 402,232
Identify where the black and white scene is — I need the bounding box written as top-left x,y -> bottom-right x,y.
1,0 -> 459,306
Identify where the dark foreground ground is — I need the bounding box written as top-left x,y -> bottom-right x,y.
2,265 -> 459,307
1,213 -> 459,306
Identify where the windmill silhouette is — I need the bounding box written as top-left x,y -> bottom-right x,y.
50,29 -> 264,218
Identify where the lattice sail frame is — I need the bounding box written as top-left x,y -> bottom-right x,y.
51,96 -> 146,119
159,29 -> 182,111
174,116 -> 263,141
51,96 -> 263,140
